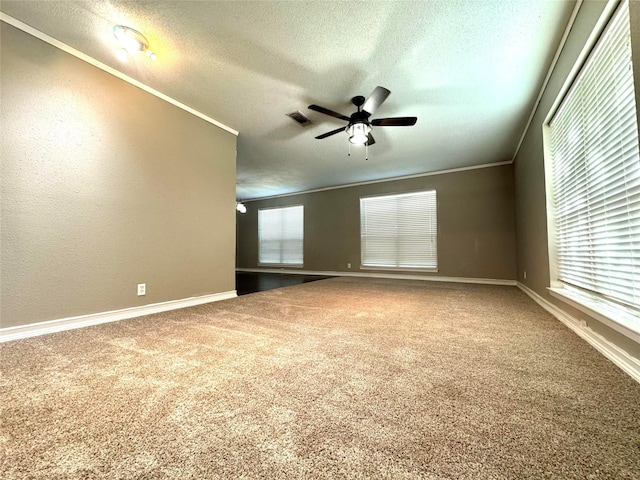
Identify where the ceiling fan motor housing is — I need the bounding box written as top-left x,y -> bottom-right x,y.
350,110 -> 371,124
352,95 -> 366,108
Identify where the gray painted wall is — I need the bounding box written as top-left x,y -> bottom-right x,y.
514,0 -> 640,359
0,23 -> 237,329
238,164 -> 516,281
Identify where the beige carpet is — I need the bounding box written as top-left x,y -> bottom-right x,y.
1,277 -> 639,479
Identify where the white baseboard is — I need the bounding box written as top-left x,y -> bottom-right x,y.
236,268 -> 517,286
517,282 -> 640,384
0,290 -> 237,343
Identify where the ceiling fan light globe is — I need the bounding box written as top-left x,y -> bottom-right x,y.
347,123 -> 371,144
349,134 -> 368,144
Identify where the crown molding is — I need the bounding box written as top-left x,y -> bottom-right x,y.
511,0 -> 584,162
0,13 -> 238,136
240,160 -> 513,202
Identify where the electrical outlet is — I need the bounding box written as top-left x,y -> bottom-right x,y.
523,271 -> 527,280
137,283 -> 146,296
347,263 -> 351,269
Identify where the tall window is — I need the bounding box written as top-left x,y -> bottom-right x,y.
360,190 -> 437,270
547,0 -> 640,332
258,206 -> 303,266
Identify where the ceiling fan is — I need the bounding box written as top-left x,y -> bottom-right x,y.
308,86 -> 417,146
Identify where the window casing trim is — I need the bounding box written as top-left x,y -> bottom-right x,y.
257,263 -> 305,268
543,0 -> 621,126
542,0 -> 639,342
360,266 -> 439,273
359,189 -> 438,271
257,204 -> 304,267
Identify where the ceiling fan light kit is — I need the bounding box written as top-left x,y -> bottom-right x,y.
308,86 -> 417,153
348,123 -> 371,144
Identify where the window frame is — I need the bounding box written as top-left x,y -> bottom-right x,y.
257,204 -> 304,267
542,0 -> 640,343
359,189 -> 438,272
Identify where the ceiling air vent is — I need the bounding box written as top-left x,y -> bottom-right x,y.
286,110 -> 311,126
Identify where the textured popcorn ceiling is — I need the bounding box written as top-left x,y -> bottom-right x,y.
0,0 -> 576,200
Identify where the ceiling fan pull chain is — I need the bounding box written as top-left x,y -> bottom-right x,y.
348,142 -> 351,157
365,142 -> 369,161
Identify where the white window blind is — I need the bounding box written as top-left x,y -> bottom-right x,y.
360,190 -> 437,269
258,205 -> 303,266
549,0 -> 640,312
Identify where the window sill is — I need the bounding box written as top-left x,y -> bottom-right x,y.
548,286 -> 640,343
360,266 -> 438,273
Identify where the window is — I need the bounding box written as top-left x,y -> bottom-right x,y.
360,190 -> 437,270
546,0 -> 640,337
258,205 -> 304,266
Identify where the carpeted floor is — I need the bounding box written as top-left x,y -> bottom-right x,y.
1,277 -> 639,479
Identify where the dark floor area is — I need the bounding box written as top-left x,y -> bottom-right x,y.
236,271 -> 334,295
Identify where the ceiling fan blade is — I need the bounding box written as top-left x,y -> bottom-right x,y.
363,86 -> 391,115
371,117 -> 417,126
315,126 -> 346,139
367,133 -> 376,146
308,104 -> 350,122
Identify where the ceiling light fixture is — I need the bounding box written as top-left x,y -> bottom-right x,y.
116,47 -> 129,62
347,122 -> 371,145
113,25 -> 156,61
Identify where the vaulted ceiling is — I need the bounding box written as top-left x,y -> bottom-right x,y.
0,0 -> 576,200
